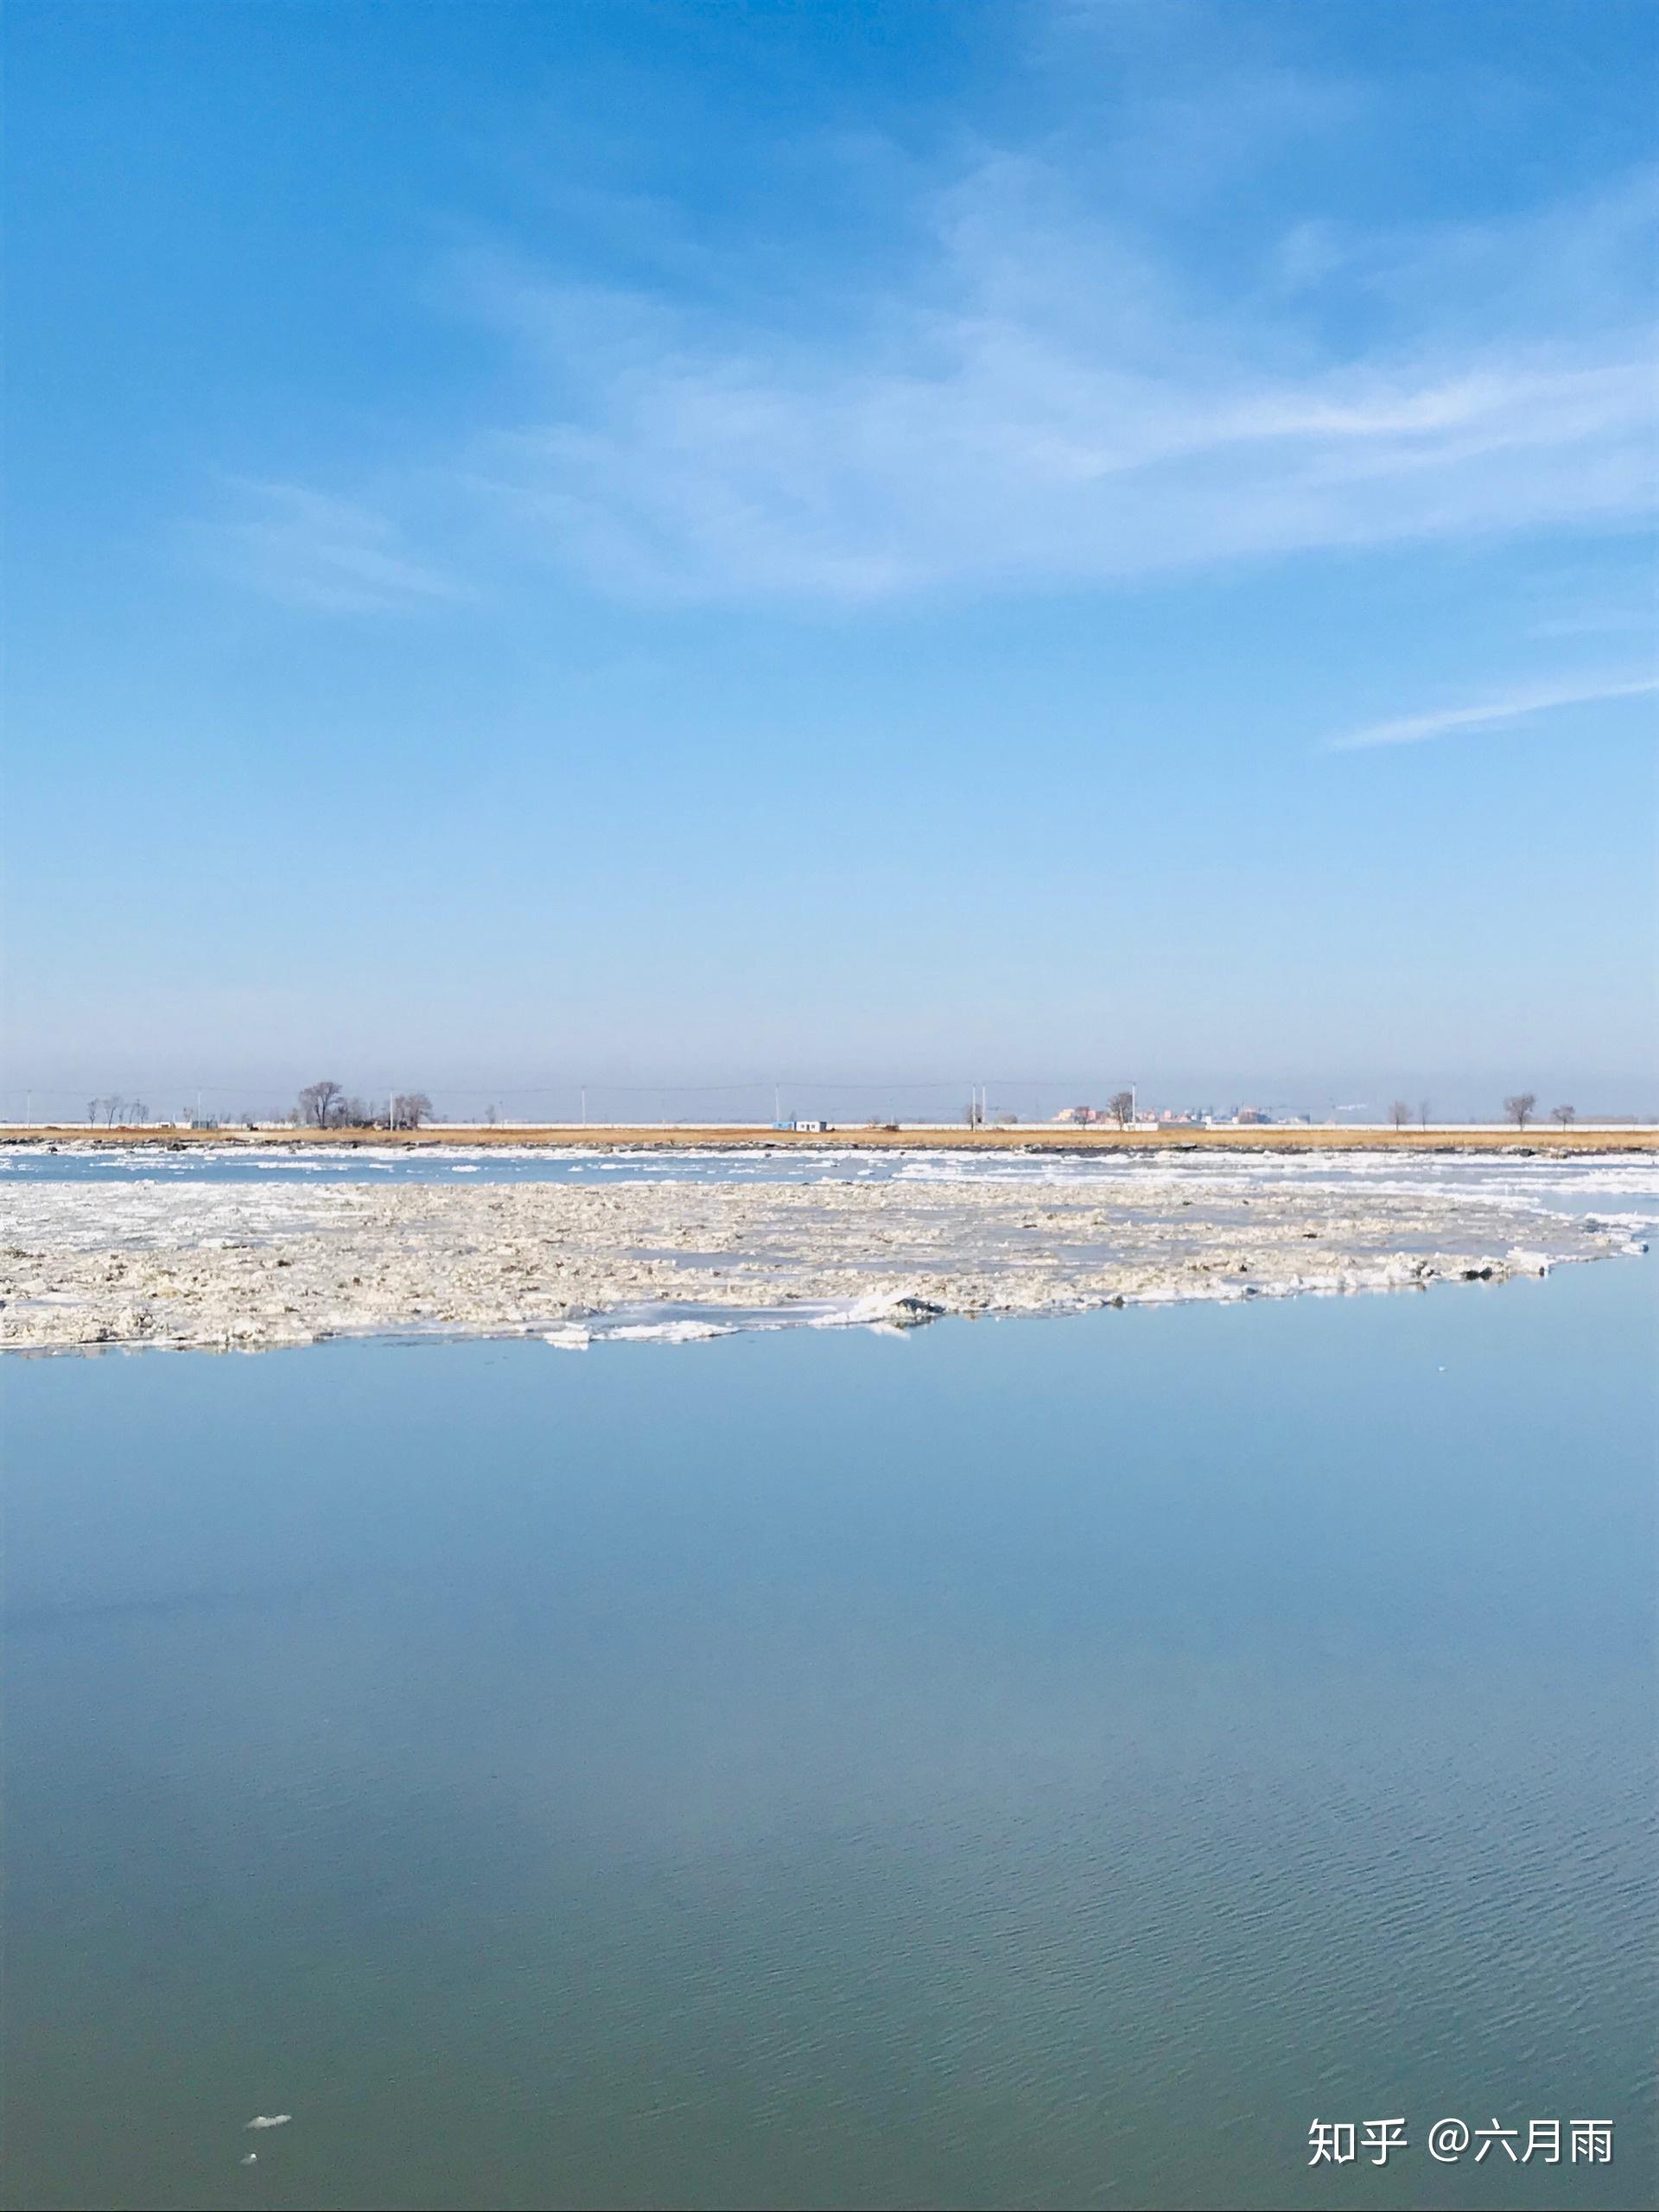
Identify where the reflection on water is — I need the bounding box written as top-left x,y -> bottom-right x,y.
3,1264 -> 1654,2210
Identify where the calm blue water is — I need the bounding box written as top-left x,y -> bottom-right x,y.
3,1265 -> 1654,2210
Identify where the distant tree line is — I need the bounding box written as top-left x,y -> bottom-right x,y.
86,1095 -> 149,1127
71,1085 -> 1587,1136
1376,1093 -> 1578,1133
1503,1093 -> 1580,1131
295,1082 -> 434,1130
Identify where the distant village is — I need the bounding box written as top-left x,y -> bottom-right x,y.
43,1085 -> 1594,1137
1048,1103 -> 1300,1128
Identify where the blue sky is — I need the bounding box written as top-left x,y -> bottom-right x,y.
8,0 -> 1656,1118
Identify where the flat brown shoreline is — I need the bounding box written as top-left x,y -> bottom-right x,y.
7,1124 -> 1654,1154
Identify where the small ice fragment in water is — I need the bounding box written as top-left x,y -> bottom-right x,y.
841,1290 -> 944,1328
889,1295 -> 944,1326
245,2115 -> 291,2129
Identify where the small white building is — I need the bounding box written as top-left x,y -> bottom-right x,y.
791,1119 -> 828,1134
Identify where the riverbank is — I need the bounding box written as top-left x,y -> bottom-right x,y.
5,1123 -> 1654,1154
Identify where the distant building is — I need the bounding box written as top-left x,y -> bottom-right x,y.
790,1119 -> 827,1134
1233,1107 -> 1270,1124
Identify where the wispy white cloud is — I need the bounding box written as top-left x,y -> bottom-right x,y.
444,156 -> 1657,605
1327,672 -> 1658,751
1529,607 -> 1652,639
212,123 -> 1658,613
204,480 -> 469,615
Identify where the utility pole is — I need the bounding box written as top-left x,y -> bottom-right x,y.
581,1086 -> 587,1127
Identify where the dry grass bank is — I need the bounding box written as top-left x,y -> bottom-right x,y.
8,1123 -> 1655,1154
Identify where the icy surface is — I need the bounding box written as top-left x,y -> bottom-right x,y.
2,1150 -> 1649,1352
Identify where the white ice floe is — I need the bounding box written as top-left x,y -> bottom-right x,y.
1,1153 -> 1649,1354
604,1318 -> 734,1344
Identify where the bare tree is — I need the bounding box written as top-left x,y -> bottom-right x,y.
339,1096 -> 373,1128
1551,1103 -> 1577,1132
297,1080 -> 345,1128
1109,1090 -> 1135,1128
391,1091 -> 433,1129
1389,1099 -> 1413,1129
1419,1100 -> 1431,1131
1503,1092 -> 1537,1129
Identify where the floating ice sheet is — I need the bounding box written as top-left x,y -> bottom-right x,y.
2,1151 -> 1649,1353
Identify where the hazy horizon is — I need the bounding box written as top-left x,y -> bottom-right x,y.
10,1068 -> 1650,1128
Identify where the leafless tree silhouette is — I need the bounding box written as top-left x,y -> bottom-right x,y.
297,1080 -> 345,1128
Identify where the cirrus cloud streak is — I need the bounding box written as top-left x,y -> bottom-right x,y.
1328,672 -> 1657,751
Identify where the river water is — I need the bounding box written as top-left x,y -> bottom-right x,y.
3,1256 -> 1653,2209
